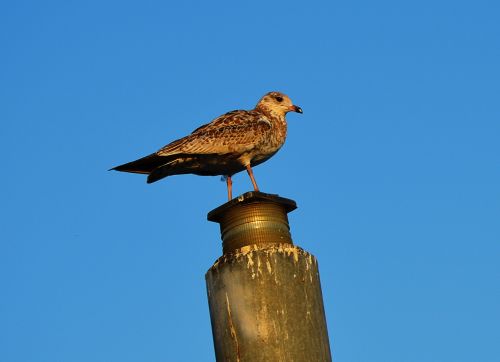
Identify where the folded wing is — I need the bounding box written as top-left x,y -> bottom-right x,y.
110,109 -> 272,183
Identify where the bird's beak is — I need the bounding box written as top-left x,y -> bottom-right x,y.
290,105 -> 303,114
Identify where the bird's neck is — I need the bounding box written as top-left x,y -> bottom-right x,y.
256,106 -> 286,122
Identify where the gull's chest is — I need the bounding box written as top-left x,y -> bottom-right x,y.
262,117 -> 287,148
249,118 -> 287,160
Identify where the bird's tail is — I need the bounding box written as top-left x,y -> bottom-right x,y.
110,154 -> 173,175
111,154 -> 205,184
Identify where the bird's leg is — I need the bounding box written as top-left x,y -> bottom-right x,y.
226,175 -> 233,200
246,164 -> 260,192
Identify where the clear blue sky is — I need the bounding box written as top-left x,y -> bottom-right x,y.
1,1 -> 498,361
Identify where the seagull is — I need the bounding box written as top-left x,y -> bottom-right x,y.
110,91 -> 302,200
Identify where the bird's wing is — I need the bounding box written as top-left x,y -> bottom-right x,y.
189,110 -> 244,134
156,110 -> 271,156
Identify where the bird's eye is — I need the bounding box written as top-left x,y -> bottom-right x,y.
276,96 -> 283,102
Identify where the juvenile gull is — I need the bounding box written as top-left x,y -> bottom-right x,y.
110,91 -> 302,200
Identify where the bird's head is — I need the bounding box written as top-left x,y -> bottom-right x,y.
256,92 -> 303,117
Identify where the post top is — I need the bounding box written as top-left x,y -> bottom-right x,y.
207,192 -> 298,254
207,191 -> 297,223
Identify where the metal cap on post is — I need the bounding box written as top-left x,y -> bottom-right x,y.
205,192 -> 332,362
207,191 -> 297,254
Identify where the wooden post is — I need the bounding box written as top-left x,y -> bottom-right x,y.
206,192 -> 332,361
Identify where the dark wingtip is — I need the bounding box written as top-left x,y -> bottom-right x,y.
147,165 -> 172,184
147,172 -> 159,184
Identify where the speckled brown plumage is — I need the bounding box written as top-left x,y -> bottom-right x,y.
111,91 -> 302,199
